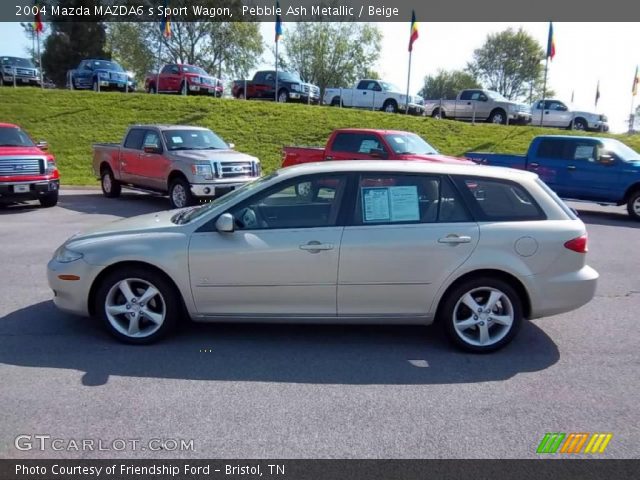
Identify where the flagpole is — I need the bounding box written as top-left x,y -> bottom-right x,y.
156,33 -> 162,94
37,30 -> 43,89
275,39 -> 279,102
405,50 -> 412,115
540,56 -> 548,127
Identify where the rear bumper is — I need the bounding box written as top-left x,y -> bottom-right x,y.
527,265 -> 599,319
0,179 -> 59,202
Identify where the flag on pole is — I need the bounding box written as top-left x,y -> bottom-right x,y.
595,80 -> 600,107
546,22 -> 556,60
159,0 -> 171,38
33,2 -> 43,33
571,90 -> 574,103
408,10 -> 419,52
633,66 -> 639,97
275,1 -> 283,42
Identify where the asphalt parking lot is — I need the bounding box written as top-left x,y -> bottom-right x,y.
1,189 -> 638,459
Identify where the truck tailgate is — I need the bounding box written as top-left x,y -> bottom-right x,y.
282,146 -> 325,167
465,152 -> 528,169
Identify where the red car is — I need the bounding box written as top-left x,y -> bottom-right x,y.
0,123 -> 59,207
144,63 -> 223,97
282,128 -> 473,167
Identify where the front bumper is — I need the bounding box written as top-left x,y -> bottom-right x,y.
509,113 -> 532,124
190,181 -> 250,197
401,103 -> 425,115
2,74 -> 41,86
527,265 -> 599,319
187,83 -> 220,95
587,121 -> 609,132
47,258 -> 101,317
0,179 -> 59,202
97,79 -> 128,90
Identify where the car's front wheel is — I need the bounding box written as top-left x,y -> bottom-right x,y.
627,190 -> 640,221
39,191 -> 58,208
440,277 -> 523,353
95,267 -> 180,344
169,177 -> 194,209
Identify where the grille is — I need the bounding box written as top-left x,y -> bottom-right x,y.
302,85 -> 320,97
16,68 -> 35,77
110,72 -> 126,81
0,157 -> 43,176
220,161 -> 253,178
199,77 -> 214,85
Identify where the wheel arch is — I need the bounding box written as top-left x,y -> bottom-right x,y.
88,260 -> 188,318
489,107 -> 507,121
167,169 -> 188,190
433,268 -> 532,322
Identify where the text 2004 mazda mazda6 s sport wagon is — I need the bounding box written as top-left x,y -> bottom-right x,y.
47,161 -> 598,352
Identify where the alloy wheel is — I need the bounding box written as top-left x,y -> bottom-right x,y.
452,287 -> 514,347
105,278 -> 166,339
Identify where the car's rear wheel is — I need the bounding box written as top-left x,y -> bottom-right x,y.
148,84 -> 156,94
101,167 -> 121,198
39,191 -> 58,208
382,100 -> 398,113
95,267 -> 180,344
572,118 -> 587,131
627,190 -> 640,221
169,177 -> 194,209
440,277 -> 523,353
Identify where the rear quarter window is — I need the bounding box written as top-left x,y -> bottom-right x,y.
454,176 -> 546,221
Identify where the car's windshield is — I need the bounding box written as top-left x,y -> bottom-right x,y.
278,72 -> 302,82
172,173 -> 279,224
182,65 -> 208,75
0,127 -> 35,147
163,129 -> 229,151
601,139 -> 640,161
90,60 -> 124,72
486,90 -> 508,101
380,81 -> 402,92
1,57 -> 35,68
384,133 -> 439,155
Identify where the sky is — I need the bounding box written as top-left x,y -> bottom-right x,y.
2,21 -> 639,132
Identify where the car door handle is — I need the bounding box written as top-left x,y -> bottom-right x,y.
467,102 -> 472,105
529,162 -> 539,168
299,241 -> 334,252
325,156 -> 333,161
567,165 -> 577,170
438,235 -> 472,245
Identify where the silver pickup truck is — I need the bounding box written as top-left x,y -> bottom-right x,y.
424,89 -> 531,125
92,125 -> 261,208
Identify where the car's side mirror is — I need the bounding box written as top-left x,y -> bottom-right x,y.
370,148 -> 388,159
36,141 -> 48,151
143,146 -> 161,154
215,213 -> 235,233
598,154 -> 615,165
227,143 -> 235,149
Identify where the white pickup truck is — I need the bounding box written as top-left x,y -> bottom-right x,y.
531,99 -> 609,132
323,79 -> 424,115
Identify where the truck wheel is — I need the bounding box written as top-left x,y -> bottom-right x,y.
488,109 -> 507,124
572,118 -> 587,131
432,108 -> 445,119
169,178 -> 194,209
627,191 -> 640,221
39,191 -> 59,208
101,167 -> 121,198
147,84 -> 156,94
180,81 -> 188,96
440,276 -> 523,353
92,79 -> 99,92
237,90 -> 245,100
277,89 -> 288,103
331,97 -> 341,106
382,100 -> 398,113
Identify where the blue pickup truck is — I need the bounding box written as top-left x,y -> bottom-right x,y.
466,135 -> 640,220
67,59 -> 133,92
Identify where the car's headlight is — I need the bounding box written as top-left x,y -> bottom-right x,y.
98,72 -> 109,79
291,84 -> 301,92
192,164 -> 213,180
54,246 -> 84,263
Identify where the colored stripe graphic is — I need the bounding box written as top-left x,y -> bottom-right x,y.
584,433 -> 613,454
537,433 -> 613,454
537,433 -> 565,453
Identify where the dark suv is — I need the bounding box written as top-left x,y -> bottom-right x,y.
1,56 -> 41,86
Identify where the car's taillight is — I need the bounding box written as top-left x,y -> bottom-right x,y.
564,234 -> 588,253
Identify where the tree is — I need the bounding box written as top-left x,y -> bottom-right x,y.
106,23 -> 155,82
418,69 -> 480,100
282,22 -> 382,96
467,28 -> 546,101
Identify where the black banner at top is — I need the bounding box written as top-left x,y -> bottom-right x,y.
3,0 -> 640,22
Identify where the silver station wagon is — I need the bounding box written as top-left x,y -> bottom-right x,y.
47,161 -> 598,352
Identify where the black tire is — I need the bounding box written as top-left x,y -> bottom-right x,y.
277,88 -> 288,103
237,90 -> 245,100
147,84 -> 156,94
382,100 -> 398,113
572,118 -> 587,131
627,190 -> 640,221
169,177 -> 195,209
95,266 -> 180,344
331,97 -> 341,106
39,191 -> 58,208
92,79 -> 99,92
101,167 -> 121,198
431,108 -> 445,119
180,81 -> 188,96
488,109 -> 507,125
440,276 -> 523,353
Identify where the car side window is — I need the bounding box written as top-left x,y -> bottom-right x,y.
142,131 -> 162,151
459,90 -> 473,101
455,176 -> 545,221
536,139 -> 566,159
332,134 -> 385,154
160,65 -> 173,74
356,80 -> 368,90
228,175 -> 347,231
264,73 -> 274,82
353,174 -> 471,225
569,142 -> 598,162
123,129 -> 145,150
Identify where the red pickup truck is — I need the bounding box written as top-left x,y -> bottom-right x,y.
282,128 -> 473,167
145,63 -> 223,97
0,123 -> 59,207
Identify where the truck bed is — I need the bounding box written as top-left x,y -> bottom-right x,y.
465,151 -> 527,169
282,146 -> 325,167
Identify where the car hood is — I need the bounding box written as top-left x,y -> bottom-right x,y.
0,146 -> 47,156
572,110 -> 602,118
397,153 -> 475,165
67,210 -> 181,246
170,149 -> 258,163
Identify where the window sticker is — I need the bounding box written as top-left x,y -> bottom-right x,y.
574,145 -> 595,160
362,186 -> 420,223
171,136 -> 184,144
359,139 -> 379,153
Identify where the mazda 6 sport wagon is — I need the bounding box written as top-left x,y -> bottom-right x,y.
47,161 -> 598,352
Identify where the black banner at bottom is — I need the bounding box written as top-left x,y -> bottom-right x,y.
1,459 -> 638,480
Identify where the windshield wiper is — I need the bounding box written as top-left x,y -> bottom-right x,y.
171,205 -> 204,224
170,147 -> 199,151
